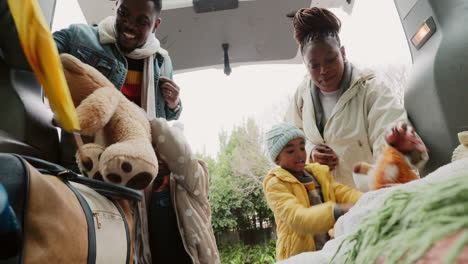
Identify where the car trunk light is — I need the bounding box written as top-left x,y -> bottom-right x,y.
411,16 -> 436,50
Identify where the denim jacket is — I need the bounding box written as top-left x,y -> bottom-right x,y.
53,24 -> 182,172
53,24 -> 182,120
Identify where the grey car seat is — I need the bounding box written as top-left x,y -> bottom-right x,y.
0,0 -> 60,163
395,0 -> 468,175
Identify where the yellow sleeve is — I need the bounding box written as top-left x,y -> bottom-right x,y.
264,178 -> 336,235
332,180 -> 363,204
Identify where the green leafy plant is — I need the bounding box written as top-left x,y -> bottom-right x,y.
219,240 -> 276,264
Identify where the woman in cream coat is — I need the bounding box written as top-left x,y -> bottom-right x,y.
285,8 -> 427,188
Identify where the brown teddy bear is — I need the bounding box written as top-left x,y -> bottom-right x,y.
60,54 -> 158,190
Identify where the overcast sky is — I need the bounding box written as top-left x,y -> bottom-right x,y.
53,0 -> 411,158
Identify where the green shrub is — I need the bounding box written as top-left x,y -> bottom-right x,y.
219,240 -> 276,264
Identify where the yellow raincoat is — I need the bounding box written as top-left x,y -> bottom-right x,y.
263,163 -> 362,260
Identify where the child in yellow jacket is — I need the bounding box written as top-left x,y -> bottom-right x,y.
263,123 -> 362,260
263,123 -> 427,261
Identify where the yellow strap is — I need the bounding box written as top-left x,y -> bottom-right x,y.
7,0 -> 80,132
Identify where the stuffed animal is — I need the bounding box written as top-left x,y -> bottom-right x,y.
452,131 -> 468,162
328,145 -> 419,238
353,145 -> 419,191
60,54 -> 158,190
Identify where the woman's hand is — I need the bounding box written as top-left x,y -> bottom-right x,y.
385,122 -> 427,153
160,77 -> 180,110
310,144 -> 339,170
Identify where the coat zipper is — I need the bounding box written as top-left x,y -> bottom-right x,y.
92,210 -> 123,229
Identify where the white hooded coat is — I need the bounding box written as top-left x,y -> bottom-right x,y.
285,65 -> 428,188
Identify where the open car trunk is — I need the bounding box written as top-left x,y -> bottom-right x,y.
77,0 -> 355,72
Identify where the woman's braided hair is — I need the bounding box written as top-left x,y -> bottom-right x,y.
292,7 -> 342,52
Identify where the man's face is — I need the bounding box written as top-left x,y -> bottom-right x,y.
115,0 -> 160,53
276,138 -> 307,174
303,38 -> 346,92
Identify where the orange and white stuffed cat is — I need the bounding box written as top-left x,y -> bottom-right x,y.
329,123 -> 427,239
353,122 -> 427,191
354,145 -> 419,190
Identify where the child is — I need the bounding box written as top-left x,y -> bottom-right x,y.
263,123 -> 362,261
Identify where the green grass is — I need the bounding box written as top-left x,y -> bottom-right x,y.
219,240 -> 276,264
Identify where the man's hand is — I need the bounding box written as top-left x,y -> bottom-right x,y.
385,122 -> 427,153
310,144 -> 339,171
160,77 -> 180,110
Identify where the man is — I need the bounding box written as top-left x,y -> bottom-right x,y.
54,2 -> 188,263
53,0 -> 182,171
54,0 -> 181,119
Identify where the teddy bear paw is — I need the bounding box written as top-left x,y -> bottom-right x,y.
100,155 -> 158,190
76,143 -> 105,181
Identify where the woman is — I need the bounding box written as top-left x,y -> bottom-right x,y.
285,7 -> 427,188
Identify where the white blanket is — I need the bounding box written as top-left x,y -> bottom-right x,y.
278,158 -> 468,264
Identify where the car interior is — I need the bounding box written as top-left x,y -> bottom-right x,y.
0,0 -> 60,163
0,0 -> 467,175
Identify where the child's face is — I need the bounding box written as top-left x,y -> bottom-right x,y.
276,138 -> 307,173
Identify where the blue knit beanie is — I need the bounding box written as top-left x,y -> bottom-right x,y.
265,123 -> 305,161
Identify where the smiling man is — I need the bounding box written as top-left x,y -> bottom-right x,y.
54,0 -> 181,119
53,0 -> 182,171
53,5 -> 187,262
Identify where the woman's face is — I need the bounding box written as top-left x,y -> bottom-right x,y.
302,38 -> 346,92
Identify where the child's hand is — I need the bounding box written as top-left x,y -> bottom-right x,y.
334,203 -> 354,221
385,122 -> 427,154
328,228 -> 335,239
338,203 -> 354,214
